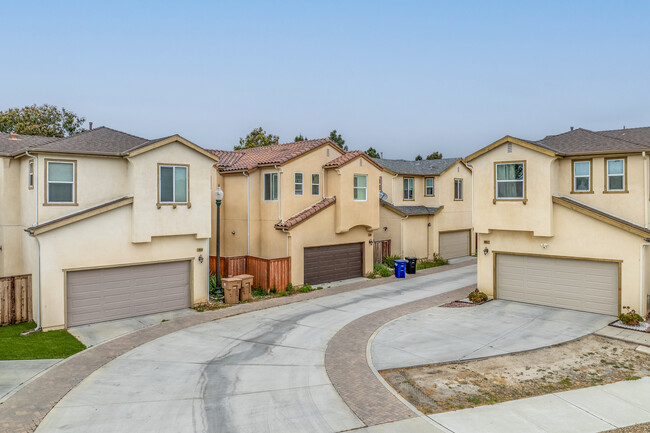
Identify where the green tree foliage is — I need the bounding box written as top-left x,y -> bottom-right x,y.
426,151 -> 443,160
365,147 -> 380,158
328,130 -> 348,150
294,134 -> 308,142
235,127 -> 279,150
0,104 -> 86,137
415,154 -> 423,161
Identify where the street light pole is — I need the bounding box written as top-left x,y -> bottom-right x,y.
214,185 -> 224,290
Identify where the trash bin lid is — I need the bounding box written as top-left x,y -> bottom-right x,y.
405,257 -> 416,260
394,259 -> 408,264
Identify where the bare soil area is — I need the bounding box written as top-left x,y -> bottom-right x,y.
381,335 -> 650,414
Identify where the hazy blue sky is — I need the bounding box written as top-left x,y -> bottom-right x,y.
3,1 -> 650,158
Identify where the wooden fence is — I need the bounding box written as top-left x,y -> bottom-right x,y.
0,275 -> 32,326
210,256 -> 291,292
373,239 -> 392,264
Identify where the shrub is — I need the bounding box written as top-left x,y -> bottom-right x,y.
209,274 -> 218,296
286,283 -> 294,293
416,254 -> 449,270
366,271 -> 377,279
299,284 -> 314,293
383,254 -> 401,268
468,289 -> 488,303
619,306 -> 644,326
252,288 -> 267,298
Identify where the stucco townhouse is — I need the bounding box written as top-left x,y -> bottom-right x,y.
0,127 -> 217,330
468,126 -> 650,317
210,139 -> 384,286
372,157 -> 474,260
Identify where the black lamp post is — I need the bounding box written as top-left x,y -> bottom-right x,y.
214,185 -> 224,290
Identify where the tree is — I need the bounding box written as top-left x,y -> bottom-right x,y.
235,127 -> 279,150
365,147 -> 380,158
415,154 -> 423,161
294,134 -> 308,142
328,130 -> 348,151
0,104 -> 86,137
426,152 -> 443,160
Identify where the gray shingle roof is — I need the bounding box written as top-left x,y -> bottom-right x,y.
0,132 -> 57,156
381,200 -> 442,216
596,126 -> 650,147
372,158 -> 459,175
533,127 -> 650,155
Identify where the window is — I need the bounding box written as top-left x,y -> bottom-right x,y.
294,173 -> 303,195
353,174 -> 367,201
454,179 -> 463,200
311,174 -> 320,195
28,159 -> 34,189
425,177 -> 434,196
46,160 -> 75,204
159,165 -> 188,204
379,176 -> 383,192
496,162 -> 524,199
403,177 -> 414,200
606,158 -> 625,192
573,160 -> 591,192
264,172 -> 278,201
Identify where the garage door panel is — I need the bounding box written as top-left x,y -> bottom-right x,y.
440,230 -> 470,259
497,254 -> 618,316
304,243 -> 363,285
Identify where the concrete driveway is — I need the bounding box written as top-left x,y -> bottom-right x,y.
371,300 -> 615,370
36,264 -> 477,433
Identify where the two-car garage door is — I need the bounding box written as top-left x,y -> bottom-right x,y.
66,261 -> 190,327
496,254 -> 618,315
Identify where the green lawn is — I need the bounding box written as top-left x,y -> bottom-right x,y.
0,321 -> 86,360
416,258 -> 448,270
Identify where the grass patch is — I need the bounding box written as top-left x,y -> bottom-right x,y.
416,257 -> 448,270
0,321 -> 85,360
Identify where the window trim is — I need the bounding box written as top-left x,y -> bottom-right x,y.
424,177 -> 434,197
571,159 -> 593,194
604,157 -> 628,193
28,159 -> 34,190
264,172 -> 279,201
454,178 -> 463,201
311,173 -> 320,196
157,163 -> 191,208
493,160 -> 527,204
294,172 -> 303,196
353,174 -> 367,202
44,158 -> 77,206
403,177 -> 414,201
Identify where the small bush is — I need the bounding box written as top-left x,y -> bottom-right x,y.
468,289 -> 488,303
619,306 -> 644,326
299,284 -> 314,293
209,274 -> 218,296
383,254 -> 401,268
416,254 -> 449,270
316,286 -> 323,290
366,271 -> 377,279
252,288 -> 267,298
286,282 -> 294,293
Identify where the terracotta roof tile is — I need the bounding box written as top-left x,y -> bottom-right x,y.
324,150 -> 365,167
275,197 -> 336,230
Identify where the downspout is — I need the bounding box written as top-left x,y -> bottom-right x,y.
644,152 -> 648,228
25,151 -> 41,331
243,171 -> 250,255
641,243 -> 649,317
282,229 -> 290,257
392,173 -> 399,202
400,215 -> 409,257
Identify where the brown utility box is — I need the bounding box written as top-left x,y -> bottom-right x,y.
221,277 -> 242,304
235,274 -> 254,301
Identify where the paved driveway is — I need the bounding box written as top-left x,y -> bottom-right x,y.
36,265 -> 477,433
371,300 -> 614,370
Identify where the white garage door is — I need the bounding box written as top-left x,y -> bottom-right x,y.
497,254 -> 618,315
67,261 -> 190,327
440,230 -> 470,259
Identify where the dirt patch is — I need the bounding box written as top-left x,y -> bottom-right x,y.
380,335 -> 650,414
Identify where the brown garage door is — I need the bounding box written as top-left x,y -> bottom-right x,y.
304,243 -> 363,285
439,230 -> 470,259
66,261 -> 190,327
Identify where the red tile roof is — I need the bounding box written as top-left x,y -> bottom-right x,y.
274,197 -> 336,230
323,150 -> 384,170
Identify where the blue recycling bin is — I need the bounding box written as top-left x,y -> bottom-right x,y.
394,260 -> 407,278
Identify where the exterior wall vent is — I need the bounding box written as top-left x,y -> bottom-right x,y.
507,143 -> 513,153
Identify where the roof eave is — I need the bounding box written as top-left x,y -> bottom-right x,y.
466,136 -> 557,162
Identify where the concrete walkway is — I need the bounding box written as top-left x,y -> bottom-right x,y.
0,359 -> 61,403
371,300 -> 614,370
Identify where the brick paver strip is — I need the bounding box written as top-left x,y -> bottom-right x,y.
325,282 -> 476,426
0,259 -> 475,433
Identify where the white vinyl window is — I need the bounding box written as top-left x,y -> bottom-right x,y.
28,159 -> 34,189
311,173 -> 320,195
353,174 -> 367,201
425,177 -> 434,196
47,161 -> 75,203
159,165 -> 188,203
264,172 -> 278,201
496,162 -> 524,199
403,177 -> 414,200
573,161 -> 591,192
606,159 -> 625,191
454,179 -> 463,200
294,172 -> 303,195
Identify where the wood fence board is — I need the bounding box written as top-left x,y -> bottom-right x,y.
210,255 -> 292,293
0,275 -> 33,326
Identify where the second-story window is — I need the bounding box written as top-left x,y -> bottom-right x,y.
379,176 -> 383,192
311,174 -> 320,195
573,160 -> 591,192
353,174 -> 367,201
496,162 -> 524,199
46,160 -> 75,204
264,172 -> 278,200
159,165 -> 188,204
403,177 -> 414,200
606,158 -> 625,192
294,173 -> 303,195
28,159 -> 34,189
425,177 -> 434,196
454,179 -> 463,200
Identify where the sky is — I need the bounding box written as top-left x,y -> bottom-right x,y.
3,0 -> 650,159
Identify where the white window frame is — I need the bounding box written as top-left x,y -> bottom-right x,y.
495,162 -> 525,199
403,177 -> 414,200
159,165 -> 188,204
264,172 -> 279,201
294,172 -> 303,195
311,173 -> 320,196
28,159 -> 34,189
573,160 -> 591,192
46,160 -> 75,204
353,174 -> 367,201
606,158 -> 625,192
454,178 -> 463,201
425,177 -> 434,196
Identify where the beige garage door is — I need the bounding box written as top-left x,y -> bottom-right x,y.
497,254 -> 618,315
67,261 -> 190,327
304,243 -> 363,285
439,230 -> 470,259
